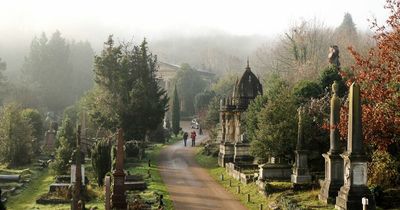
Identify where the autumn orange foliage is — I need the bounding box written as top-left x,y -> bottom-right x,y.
339,0 -> 400,151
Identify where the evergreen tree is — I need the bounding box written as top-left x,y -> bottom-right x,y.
91,137 -> 112,186
0,103 -> 33,166
91,36 -> 168,140
22,31 -> 73,112
51,116 -> 75,174
21,109 -> 44,154
172,85 -> 180,136
173,63 -> 207,116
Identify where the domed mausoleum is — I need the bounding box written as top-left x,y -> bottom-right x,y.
218,60 -> 263,166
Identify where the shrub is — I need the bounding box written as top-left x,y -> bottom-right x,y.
368,150 -> 399,188
91,138 -> 112,186
0,103 -> 33,166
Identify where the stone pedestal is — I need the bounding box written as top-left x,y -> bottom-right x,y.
112,129 -> 127,209
233,142 -> 253,163
335,155 -> 375,210
319,152 -> 343,204
218,142 -> 234,167
291,150 -> 311,184
112,171 -> 127,209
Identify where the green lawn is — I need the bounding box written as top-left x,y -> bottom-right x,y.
5,164 -> 104,210
4,135 -> 181,210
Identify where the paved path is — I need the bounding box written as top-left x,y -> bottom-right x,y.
158,122 -> 248,210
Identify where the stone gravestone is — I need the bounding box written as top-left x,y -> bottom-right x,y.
291,107 -> 311,184
319,81 -> 344,203
111,128 -> 127,209
335,83 -> 375,210
105,176 -> 111,210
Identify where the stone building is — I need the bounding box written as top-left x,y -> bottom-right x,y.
218,61 -> 262,166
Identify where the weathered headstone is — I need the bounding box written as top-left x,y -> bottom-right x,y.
291,107 -> 311,184
111,128 -> 127,209
335,83 -> 375,210
319,81 -> 344,203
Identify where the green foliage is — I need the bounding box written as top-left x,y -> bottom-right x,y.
90,36 -> 168,140
335,13 -> 357,37
173,63 -> 207,116
292,80 -> 322,105
0,103 -> 33,166
251,90 -> 297,161
172,85 -> 180,136
51,116 -> 75,174
204,96 -> 220,129
263,74 -> 289,101
148,123 -> 169,143
245,94 -> 268,143
319,65 -> 347,97
368,150 -> 399,188
21,31 -> 95,112
194,90 -> 215,114
210,73 -> 237,97
21,108 -> 44,154
0,58 -> 7,104
91,138 -> 112,186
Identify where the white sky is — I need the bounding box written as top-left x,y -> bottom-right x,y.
0,0 -> 389,42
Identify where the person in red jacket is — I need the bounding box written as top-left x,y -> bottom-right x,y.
191,131 -> 197,147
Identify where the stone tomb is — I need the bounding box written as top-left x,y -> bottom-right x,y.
218,61 -> 262,167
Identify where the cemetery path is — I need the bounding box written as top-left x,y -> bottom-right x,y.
158,121 -> 248,210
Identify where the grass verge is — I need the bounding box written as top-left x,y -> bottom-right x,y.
195,147 -> 335,210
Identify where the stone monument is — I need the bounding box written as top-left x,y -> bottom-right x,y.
43,122 -> 57,151
335,83 -> 375,210
112,128 -> 127,209
319,81 -> 344,203
329,45 -> 341,69
218,60 -> 262,166
71,125 -> 84,210
291,107 -> 311,184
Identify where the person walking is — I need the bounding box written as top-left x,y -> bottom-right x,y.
183,132 -> 188,147
191,131 -> 197,147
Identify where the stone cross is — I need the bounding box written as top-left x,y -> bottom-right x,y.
111,128 -> 127,209
330,81 -> 341,153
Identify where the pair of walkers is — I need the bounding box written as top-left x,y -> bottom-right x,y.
183,131 -> 196,147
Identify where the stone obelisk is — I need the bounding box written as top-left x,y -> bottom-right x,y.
319,81 -> 344,204
335,83 -> 375,210
291,106 -> 311,184
72,125 -> 84,210
111,128 -> 127,209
